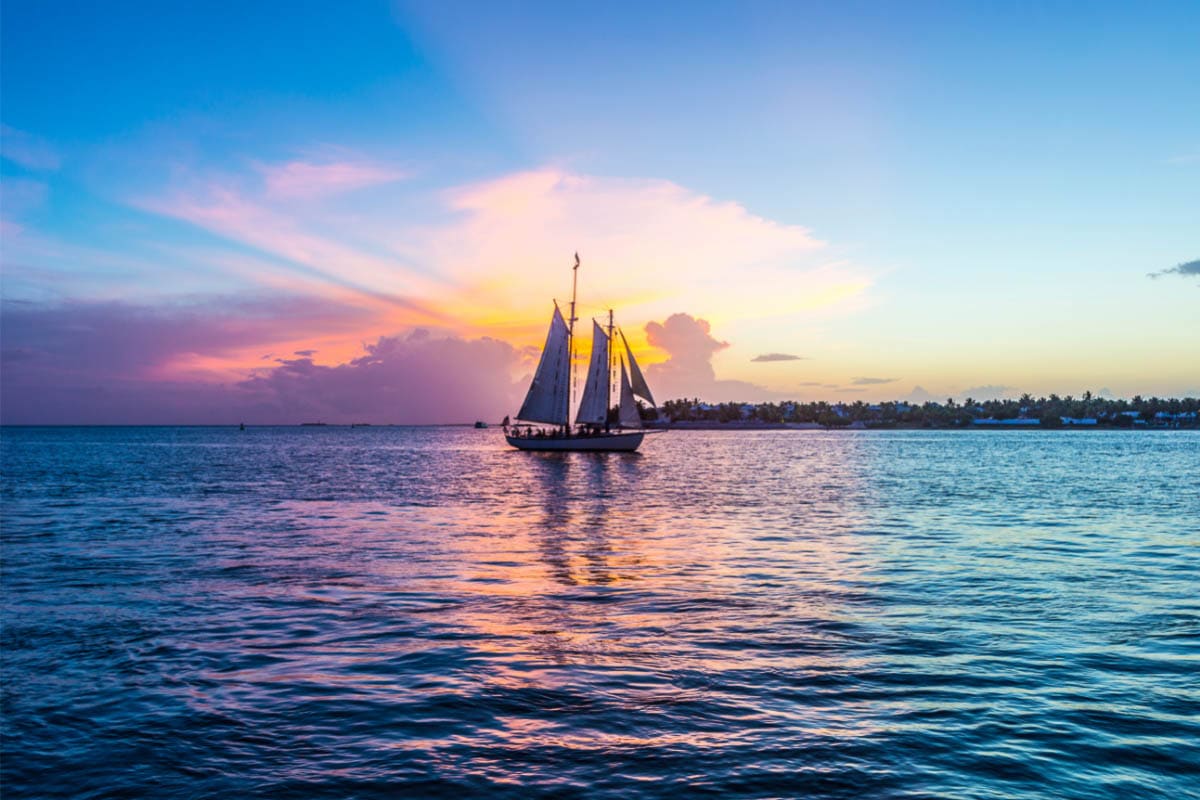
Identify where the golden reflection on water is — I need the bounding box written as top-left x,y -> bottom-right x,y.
170,433 -> 895,746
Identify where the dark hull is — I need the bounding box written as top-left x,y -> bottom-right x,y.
505,431 -> 645,452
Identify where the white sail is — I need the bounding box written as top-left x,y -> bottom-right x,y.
619,361 -> 643,428
575,321 -> 610,425
517,306 -> 570,425
620,329 -> 655,407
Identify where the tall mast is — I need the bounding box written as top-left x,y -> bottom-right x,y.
607,308 -> 614,432
567,252 -> 580,431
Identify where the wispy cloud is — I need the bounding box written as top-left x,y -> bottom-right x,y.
852,376 -> 897,385
0,177 -> 48,222
136,161 -> 872,351
1164,149 -> 1200,165
0,125 -> 60,171
1148,258 -> 1200,279
258,159 -> 407,199
140,178 -> 447,317
751,352 -> 805,362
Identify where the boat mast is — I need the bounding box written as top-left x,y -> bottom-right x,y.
606,308 -> 614,432
567,252 -> 580,432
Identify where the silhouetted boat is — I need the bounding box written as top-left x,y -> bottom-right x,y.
505,254 -> 657,452
475,421 -> 489,429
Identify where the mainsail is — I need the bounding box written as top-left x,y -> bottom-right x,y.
620,329 -> 655,407
575,321 -> 610,425
517,306 -> 570,425
619,362 -> 643,428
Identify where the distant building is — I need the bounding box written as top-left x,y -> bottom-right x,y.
974,418 -> 1041,426
1060,417 -> 1098,426
1153,411 -> 1197,426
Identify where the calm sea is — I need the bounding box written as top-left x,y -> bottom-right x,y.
1,426 -> 1197,799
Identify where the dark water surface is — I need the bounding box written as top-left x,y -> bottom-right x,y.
2,426 -> 1197,799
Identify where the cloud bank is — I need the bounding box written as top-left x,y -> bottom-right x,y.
236,331 -> 523,425
0,299 -> 523,424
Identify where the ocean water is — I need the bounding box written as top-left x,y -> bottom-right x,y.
1,426 -> 1197,799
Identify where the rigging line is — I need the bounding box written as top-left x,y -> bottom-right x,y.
576,300 -> 617,315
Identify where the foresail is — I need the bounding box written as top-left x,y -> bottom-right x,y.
620,329 -> 655,407
517,307 -> 570,425
575,321 -> 610,425
619,362 -> 643,428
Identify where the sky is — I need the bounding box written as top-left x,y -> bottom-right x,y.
1,0 -> 1197,423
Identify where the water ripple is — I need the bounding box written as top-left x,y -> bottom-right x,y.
2,426 -> 1198,799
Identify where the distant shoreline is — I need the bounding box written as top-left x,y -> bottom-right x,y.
648,422 -> 1196,431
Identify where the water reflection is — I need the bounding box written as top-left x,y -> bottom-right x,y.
530,453 -> 575,587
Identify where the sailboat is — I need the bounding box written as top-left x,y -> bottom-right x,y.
505,254 -> 658,452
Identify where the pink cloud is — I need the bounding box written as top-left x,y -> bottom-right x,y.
237,331 -> 524,424
423,168 -> 869,327
133,160 -> 871,360
141,182 -> 446,314
0,298 -> 523,424
258,159 -> 407,199
0,296 -> 378,383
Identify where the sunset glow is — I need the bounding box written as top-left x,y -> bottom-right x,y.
2,2 -> 1197,423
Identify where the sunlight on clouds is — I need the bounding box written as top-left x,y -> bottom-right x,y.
422,168 -> 871,333
134,160 -> 873,381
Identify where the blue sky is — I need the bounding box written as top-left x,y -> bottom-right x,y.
1,1 -> 1197,421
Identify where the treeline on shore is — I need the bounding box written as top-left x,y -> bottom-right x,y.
654,392 -> 1200,429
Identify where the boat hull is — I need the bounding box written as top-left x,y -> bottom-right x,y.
505,431 -> 645,452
